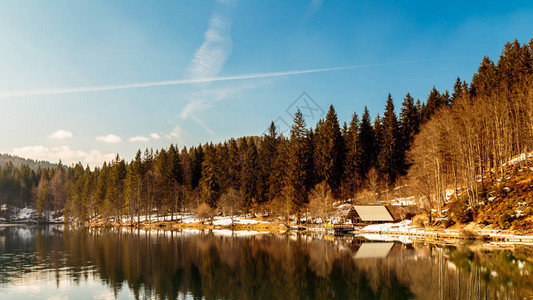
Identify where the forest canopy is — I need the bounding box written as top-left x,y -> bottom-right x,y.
1,39 -> 531,225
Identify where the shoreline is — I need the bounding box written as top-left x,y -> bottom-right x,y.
87,220 -> 533,244
4,219 -> 533,244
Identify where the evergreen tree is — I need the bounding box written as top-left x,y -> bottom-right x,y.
377,94 -> 401,184
286,110 -> 312,214
357,107 -> 375,181
240,140 -> 259,212
189,146 -> 204,190
95,163 -> 108,217
343,112 -> 361,197
470,56 -> 497,98
451,76 -> 467,103
373,113 -> 383,169
269,137 -> 288,203
258,122 -> 278,202
399,93 -> 420,173
155,149 -> 173,216
36,173 -> 50,221
421,87 -> 443,123
313,105 -> 344,197
200,144 -> 220,207
124,151 -> 141,223
227,138 -> 241,189
169,144 -> 184,185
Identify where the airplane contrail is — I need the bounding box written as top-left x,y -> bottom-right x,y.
0,59 -> 442,99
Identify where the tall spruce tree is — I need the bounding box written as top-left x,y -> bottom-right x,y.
240,140 -> 259,212
421,87 -> 444,123
258,122 -> 278,202
357,107 -> 375,181
200,144 -> 219,207
189,146 -> 204,190
399,93 -> 420,173
377,94 -> 401,184
313,105 -> 344,197
287,110 -> 312,213
343,112 -> 361,197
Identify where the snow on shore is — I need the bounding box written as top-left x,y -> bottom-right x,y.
212,216 -> 268,226
361,220 -> 414,232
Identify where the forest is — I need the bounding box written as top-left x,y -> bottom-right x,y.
0,39 -> 532,227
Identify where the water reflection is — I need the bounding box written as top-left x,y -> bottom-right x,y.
0,225 -> 532,299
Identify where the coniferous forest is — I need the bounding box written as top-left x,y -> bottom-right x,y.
1,39 -> 532,228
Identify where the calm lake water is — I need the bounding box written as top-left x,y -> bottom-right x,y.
0,225 -> 532,300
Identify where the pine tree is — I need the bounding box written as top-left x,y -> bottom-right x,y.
36,173 -> 50,221
189,146 -> 204,190
155,149 -> 173,217
141,149 -> 155,223
269,137 -> 288,203
169,144 -> 184,186
123,150 -> 141,223
105,155 -> 126,222
313,105 -> 344,197
421,87 -> 443,123
343,112 -> 361,198
399,93 -> 420,173
451,76 -> 466,104
373,113 -> 383,170
357,107 -> 375,181
200,144 -> 220,207
377,94 -> 401,184
227,138 -> 241,189
258,122 -> 278,202
240,140 -> 259,212
80,166 -> 93,222
95,163 -> 108,217
286,110 -> 312,214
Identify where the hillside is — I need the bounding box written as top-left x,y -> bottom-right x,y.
0,153 -> 57,170
437,158 -> 533,234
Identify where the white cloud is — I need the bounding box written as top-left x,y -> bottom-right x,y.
0,65 -> 363,99
191,115 -> 218,138
150,133 -> 161,140
95,134 -> 122,144
129,135 -> 149,142
11,145 -> 115,167
180,82 -> 261,120
186,1 -> 236,80
49,130 -> 73,140
169,126 -> 186,145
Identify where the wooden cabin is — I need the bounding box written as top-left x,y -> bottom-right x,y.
347,205 -> 395,225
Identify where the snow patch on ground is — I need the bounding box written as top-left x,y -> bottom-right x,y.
391,197 -> 416,206
360,233 -> 413,244
13,207 -> 36,220
503,152 -> 533,166
211,216 -> 268,225
211,229 -> 265,237
361,220 -> 413,232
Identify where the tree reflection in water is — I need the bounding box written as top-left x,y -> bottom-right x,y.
0,226 -> 532,299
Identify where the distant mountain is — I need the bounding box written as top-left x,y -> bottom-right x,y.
0,153 -> 57,170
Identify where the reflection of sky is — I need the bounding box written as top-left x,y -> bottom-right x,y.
0,269 -> 194,300
0,274 -> 127,300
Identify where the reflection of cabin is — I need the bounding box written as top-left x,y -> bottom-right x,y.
347,205 -> 394,224
353,242 -> 395,259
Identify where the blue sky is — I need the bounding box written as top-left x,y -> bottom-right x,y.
0,0 -> 532,166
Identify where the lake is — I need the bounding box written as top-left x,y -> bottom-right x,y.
0,225 -> 532,299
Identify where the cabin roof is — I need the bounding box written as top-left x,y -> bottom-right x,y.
352,205 -> 394,222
